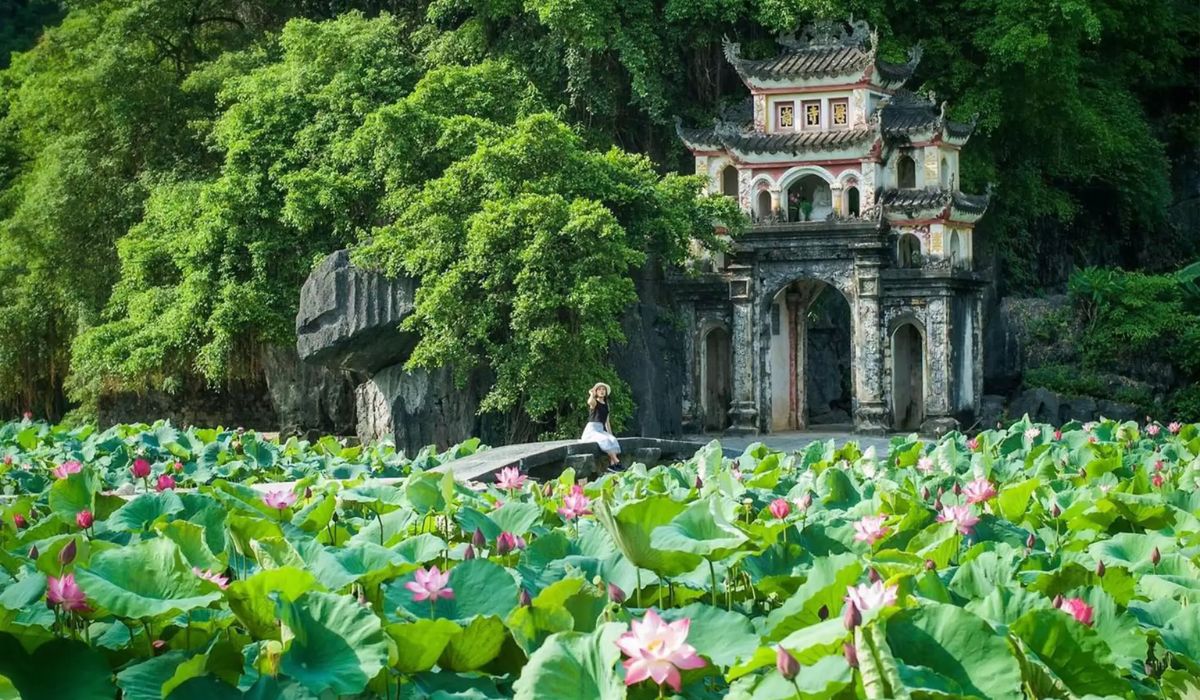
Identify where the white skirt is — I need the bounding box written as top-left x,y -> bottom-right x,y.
580,422 -> 621,453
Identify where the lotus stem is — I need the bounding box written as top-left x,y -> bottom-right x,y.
708,559 -> 718,606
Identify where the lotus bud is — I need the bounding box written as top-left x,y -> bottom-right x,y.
75,510 -> 93,529
131,458 -> 151,479
817,604 -> 829,620
496,531 -> 516,555
843,601 -> 861,630
58,539 -> 77,566
463,544 -> 476,560
152,639 -> 167,655
1152,473 -> 1164,488
331,511 -> 339,523
472,527 -> 486,549
1025,532 -> 1036,550
925,558 -> 936,571
1051,503 -> 1061,518
608,583 -> 626,604
868,568 -> 881,583
173,461 -> 184,473
952,482 -> 962,496
13,513 -> 27,529
542,482 -> 554,497
304,487 -> 312,499
742,497 -> 753,508
28,546 -> 38,559
797,492 -> 813,511
1052,594 -> 1064,608
933,497 -> 942,510
776,646 -> 800,680
2,455 -> 10,465
1095,560 -> 1105,577
1054,430 -> 1062,440
519,589 -> 532,607
937,486 -> 945,498
1151,547 -> 1161,566
1078,468 -> 1086,479
843,642 -> 859,668
694,476 -> 703,490
921,486 -> 931,501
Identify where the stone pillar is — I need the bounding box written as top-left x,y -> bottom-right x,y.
726,271 -> 758,435
852,262 -> 888,434
831,183 -> 844,217
921,295 -> 958,434
770,190 -> 782,219
679,304 -> 701,433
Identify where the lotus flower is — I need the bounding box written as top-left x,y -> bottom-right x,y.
557,485 -> 592,520
1088,435 -> 1098,444
496,531 -> 525,554
463,544 -> 476,560
917,456 -> 934,473
794,492 -> 813,511
1083,421 -> 1098,432
1056,597 -> 1094,626
616,609 -> 706,691
496,466 -> 526,490
1146,424 -> 1161,437
1053,429 -> 1063,440
937,504 -> 980,535
472,527 -> 486,549
405,566 -> 453,602
2,455 -> 11,465
262,488 -> 297,510
155,474 -> 176,492
75,510 -> 93,529
58,538 -> 77,565
768,498 -> 790,520
1024,427 -> 1040,440
193,567 -> 230,589
776,646 -> 799,680
852,515 -> 890,545
13,513 -> 27,529
608,583 -> 626,604
47,573 -> 89,613
52,460 -> 82,479
1152,473 -> 1165,488
963,478 -> 996,504
967,437 -> 979,451
1168,421 -> 1181,434
131,458 -> 151,479
845,580 -> 898,613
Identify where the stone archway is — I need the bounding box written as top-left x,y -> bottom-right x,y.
766,279 -> 853,430
784,174 -> 832,222
702,326 -> 731,431
755,189 -> 773,221
892,322 -> 925,430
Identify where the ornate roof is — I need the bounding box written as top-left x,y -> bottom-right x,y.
880,90 -> 976,144
878,187 -> 990,221
723,20 -> 920,87
675,113 -> 880,156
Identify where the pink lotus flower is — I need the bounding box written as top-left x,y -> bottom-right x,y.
938,504 -> 980,535
173,461 -> 184,473
768,498 -> 790,520
1088,435 -> 1098,444
731,467 -> 743,481
496,531 -> 526,555
405,566 -> 454,602
557,485 -> 592,520
1168,421 -> 1181,434
853,515 -> 890,545
916,456 -> 934,473
1053,429 -> 1062,440
47,573 -> 89,613
1152,473 -> 1165,488
616,609 -> 706,691
496,466 -> 526,490
1056,597 -> 1094,626
844,580 -> 898,613
1024,427 -> 1041,440
3,455 -> 12,465
1146,424 -> 1161,437
12,513 -> 27,529
963,478 -> 997,504
131,458 -> 151,479
1154,460 -> 1165,472
967,437 -> 979,451
155,474 -> 175,492
262,488 -> 297,510
1083,421 -> 1097,432
52,460 -> 82,479
193,567 -> 230,589
75,510 -> 93,529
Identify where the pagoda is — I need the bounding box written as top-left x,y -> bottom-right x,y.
671,19 -> 989,436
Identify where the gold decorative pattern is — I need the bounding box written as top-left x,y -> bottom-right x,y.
777,102 -> 795,130
804,102 -> 821,127
832,100 -> 848,126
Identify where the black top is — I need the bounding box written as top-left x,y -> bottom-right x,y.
588,401 -> 609,424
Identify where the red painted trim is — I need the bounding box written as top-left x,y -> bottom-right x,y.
751,81 -> 895,96
733,155 -> 866,168
887,217 -> 977,229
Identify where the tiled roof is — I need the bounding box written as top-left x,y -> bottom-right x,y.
718,126 -> 877,155
879,188 -> 990,216
880,91 -> 976,141
722,21 -> 920,85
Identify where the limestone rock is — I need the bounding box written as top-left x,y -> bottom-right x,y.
296,250 -> 417,374
262,345 -> 358,439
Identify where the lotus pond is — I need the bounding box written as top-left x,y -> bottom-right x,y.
1,417 -> 1198,699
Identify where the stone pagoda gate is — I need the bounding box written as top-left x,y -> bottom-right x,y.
674,20 -> 989,436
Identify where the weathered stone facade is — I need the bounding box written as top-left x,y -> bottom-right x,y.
675,20 -> 988,435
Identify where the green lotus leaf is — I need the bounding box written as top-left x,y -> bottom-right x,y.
651,495 -> 748,559
390,558 -> 517,622
438,614 -> 507,672
349,507 -> 416,547
289,493 -> 337,534
340,484 -> 408,509
778,618 -> 850,665
594,495 -> 699,576
661,603 -> 758,669
117,651 -> 193,700
276,591 -> 389,696
1010,608 -> 1128,696
949,549 -> 1021,600
506,577 -> 583,654
48,468 -> 101,519
164,676 -> 242,700
333,541 -> 412,587
0,633 -> 116,699
884,602 -> 1023,700
75,538 -> 221,619
455,506 -> 503,542
765,552 -> 861,641
511,622 -> 625,700
392,532 -> 447,564
489,501 -> 542,535
226,567 -> 322,638
386,618 -> 463,673
159,520 -> 223,571
742,654 -> 852,699
963,585 -> 1051,630
1159,605 -> 1200,672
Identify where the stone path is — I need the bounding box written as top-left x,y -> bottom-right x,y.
682,429 -> 894,455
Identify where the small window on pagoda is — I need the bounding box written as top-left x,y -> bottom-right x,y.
898,233 -> 922,268
897,155 -> 916,189
775,102 -> 795,131
831,99 -> 849,128
846,187 -> 860,217
802,100 -> 821,129
720,165 -> 738,197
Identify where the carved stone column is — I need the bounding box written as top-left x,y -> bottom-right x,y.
921,295 -> 959,435
726,271 -> 759,435
852,261 -> 888,434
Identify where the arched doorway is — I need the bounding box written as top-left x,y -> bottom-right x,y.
846,187 -> 860,217
755,190 -> 772,221
898,233 -> 922,268
721,166 -> 738,198
702,327 -> 731,431
892,323 -> 925,431
940,157 -> 950,189
897,155 -> 916,189
784,175 -> 832,222
768,280 -> 853,430
948,230 -> 965,269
